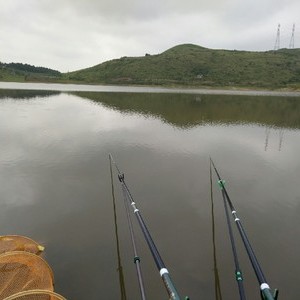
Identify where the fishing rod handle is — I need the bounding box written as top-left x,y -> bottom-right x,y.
161,272 -> 181,300
261,285 -> 279,300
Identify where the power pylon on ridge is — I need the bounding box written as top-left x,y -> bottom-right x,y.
289,23 -> 295,49
274,24 -> 281,50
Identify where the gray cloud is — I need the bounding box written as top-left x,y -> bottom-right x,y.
39,0 -> 231,20
0,0 -> 299,72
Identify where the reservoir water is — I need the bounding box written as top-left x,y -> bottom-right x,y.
0,84 -> 299,299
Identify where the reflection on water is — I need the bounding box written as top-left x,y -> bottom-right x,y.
0,89 -> 60,99
0,89 -> 300,299
264,127 -> 285,152
71,91 -> 300,129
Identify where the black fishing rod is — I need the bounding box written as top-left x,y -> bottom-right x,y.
209,161 -> 223,300
221,188 -> 246,300
109,154 -> 184,300
210,158 -> 278,300
121,183 -> 147,300
109,154 -> 127,300
210,154 -> 245,299
110,154 -> 146,299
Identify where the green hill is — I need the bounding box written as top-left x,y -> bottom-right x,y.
0,62 -> 61,82
65,44 -> 300,89
1,44 -> 300,90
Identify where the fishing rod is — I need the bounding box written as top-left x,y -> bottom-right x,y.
209,161 -> 223,300
221,188 -> 246,300
110,154 -> 146,299
109,154 -> 185,300
109,154 -> 127,300
210,158 -> 278,300
121,183 -> 147,300
210,154 -> 245,299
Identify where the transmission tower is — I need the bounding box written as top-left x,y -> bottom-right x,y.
274,23 -> 280,50
289,23 -> 295,49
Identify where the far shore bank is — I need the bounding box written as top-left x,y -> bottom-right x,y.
0,81 -> 300,97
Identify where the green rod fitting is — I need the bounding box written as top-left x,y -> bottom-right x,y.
134,256 -> 140,263
235,271 -> 243,281
218,180 -> 225,189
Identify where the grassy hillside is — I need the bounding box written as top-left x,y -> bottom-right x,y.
65,44 -> 300,89
0,62 -> 61,82
1,44 -> 300,90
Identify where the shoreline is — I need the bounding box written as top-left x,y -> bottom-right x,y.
1,81 -> 300,97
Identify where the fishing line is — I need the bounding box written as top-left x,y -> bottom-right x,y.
109,155 -> 127,300
210,158 -> 278,300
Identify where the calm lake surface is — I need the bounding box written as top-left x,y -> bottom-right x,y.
0,84 -> 300,299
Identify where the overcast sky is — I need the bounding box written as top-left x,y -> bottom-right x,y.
0,0 -> 299,72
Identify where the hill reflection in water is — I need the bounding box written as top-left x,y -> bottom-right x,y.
0,89 -> 60,100
71,91 -> 300,130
